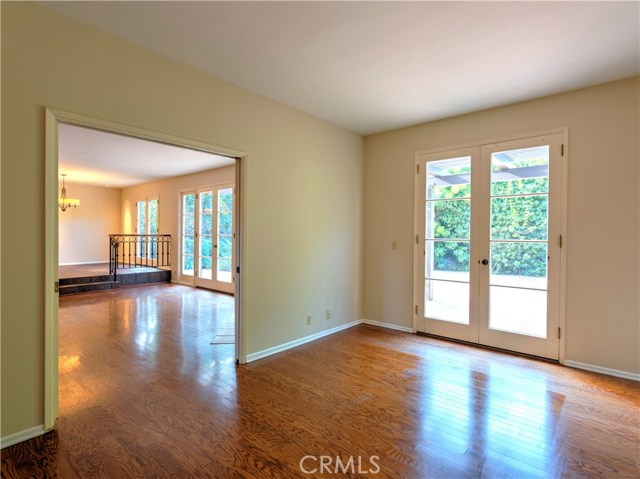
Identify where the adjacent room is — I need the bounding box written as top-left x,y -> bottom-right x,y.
57,123 -> 238,345
1,2 -> 638,479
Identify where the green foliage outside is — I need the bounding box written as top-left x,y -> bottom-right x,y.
149,200 -> 158,234
217,189 -> 233,272
431,175 -> 548,278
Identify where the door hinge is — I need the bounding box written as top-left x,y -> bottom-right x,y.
415,234 -> 419,244
54,281 -> 59,293
561,144 -> 565,156
557,327 -> 561,339
416,164 -> 420,174
559,235 -> 563,248
415,305 -> 418,314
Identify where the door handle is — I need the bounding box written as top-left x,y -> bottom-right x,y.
481,259 -> 489,265
214,244 -> 218,248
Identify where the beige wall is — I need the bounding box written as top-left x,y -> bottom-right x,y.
1,3 -> 363,438
58,182 -> 121,264
364,77 -> 640,375
120,165 -> 235,280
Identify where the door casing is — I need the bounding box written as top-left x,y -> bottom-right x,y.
44,108 -> 248,431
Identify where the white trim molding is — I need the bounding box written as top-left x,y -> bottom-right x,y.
360,319 -> 414,334
246,321 -> 360,363
564,360 -> 640,381
1,425 -> 45,449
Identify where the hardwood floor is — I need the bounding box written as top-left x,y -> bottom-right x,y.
2,284 -> 638,478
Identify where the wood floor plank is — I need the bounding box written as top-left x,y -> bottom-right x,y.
2,284 -> 639,478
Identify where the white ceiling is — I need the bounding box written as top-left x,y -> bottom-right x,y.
59,123 -> 235,188
41,1 -> 639,135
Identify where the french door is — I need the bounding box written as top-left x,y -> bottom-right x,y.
181,185 -> 234,293
136,196 -> 159,263
415,133 -> 564,359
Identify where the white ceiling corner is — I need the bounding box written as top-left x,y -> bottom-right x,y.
39,1 -> 639,136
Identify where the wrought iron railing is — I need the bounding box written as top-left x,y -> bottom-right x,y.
109,234 -> 171,281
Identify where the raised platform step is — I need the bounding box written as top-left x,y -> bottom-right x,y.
59,269 -> 171,295
60,275 -> 113,286
59,281 -> 121,295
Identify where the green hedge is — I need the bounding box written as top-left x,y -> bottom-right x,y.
432,177 -> 548,277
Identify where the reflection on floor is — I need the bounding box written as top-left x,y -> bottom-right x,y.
1,287 -> 638,478
210,314 -> 235,344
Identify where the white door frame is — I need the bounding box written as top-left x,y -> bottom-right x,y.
44,108 -> 248,431
413,128 -> 568,361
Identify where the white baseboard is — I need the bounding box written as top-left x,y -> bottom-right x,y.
360,318 -> 414,334
1,425 -> 45,449
564,360 -> 640,381
246,320 -> 361,363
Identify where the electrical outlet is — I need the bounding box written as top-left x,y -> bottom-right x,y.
306,314 -> 312,325
326,310 -> 331,320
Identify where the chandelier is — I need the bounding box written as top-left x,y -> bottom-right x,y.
59,174 -> 80,211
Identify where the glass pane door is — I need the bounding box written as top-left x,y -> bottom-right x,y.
198,191 -> 214,280
136,197 -> 159,262
478,134 -> 562,359
137,200 -> 146,259
216,188 -> 233,284
181,192 -> 195,281
415,134 -> 563,359
417,146 -> 479,344
148,198 -> 158,260
190,185 -> 235,293
488,146 -> 549,338
425,156 -> 471,324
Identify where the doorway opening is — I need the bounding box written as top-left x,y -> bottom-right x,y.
44,108 -> 246,431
